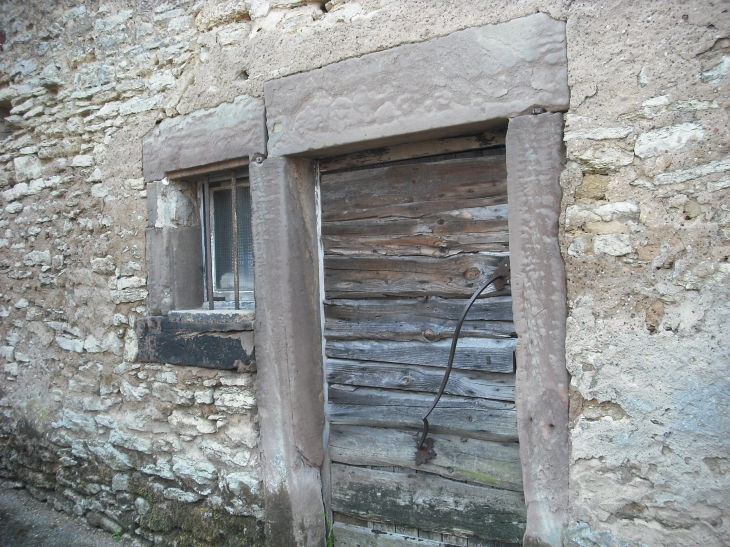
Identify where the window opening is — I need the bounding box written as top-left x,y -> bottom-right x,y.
212,184 -> 254,293
189,166 -> 253,311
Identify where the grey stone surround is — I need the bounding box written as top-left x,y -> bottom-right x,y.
141,12 -> 570,546
508,113 -> 569,546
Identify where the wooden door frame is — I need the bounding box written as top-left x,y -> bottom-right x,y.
255,13 -> 570,546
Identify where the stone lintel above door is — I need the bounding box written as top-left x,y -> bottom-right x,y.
264,13 -> 568,158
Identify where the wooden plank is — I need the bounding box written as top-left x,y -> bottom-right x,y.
333,522 -> 446,547
323,205 -> 508,236
322,205 -> 509,257
321,157 -> 507,222
324,195 -> 509,224
331,465 -> 526,542
327,387 -> 518,442
319,131 -> 505,173
325,338 -> 516,374
326,359 -> 515,401
324,253 -> 509,299
322,235 -> 509,257
324,296 -> 515,342
329,425 -> 523,491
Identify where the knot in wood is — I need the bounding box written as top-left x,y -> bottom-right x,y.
423,328 -> 437,342
463,267 -> 480,281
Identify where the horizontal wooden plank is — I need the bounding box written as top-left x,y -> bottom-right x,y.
324,253 -> 509,298
318,131 -> 505,173
329,425 -> 523,491
325,338 -> 516,374
321,157 -> 507,222
322,205 -> 509,257
331,465 -> 526,542
322,236 -> 509,258
328,387 -> 517,442
321,157 -> 505,209
324,296 -> 514,342
325,195 -> 509,224
326,359 -> 515,400
322,205 -> 509,237
333,522 -> 446,547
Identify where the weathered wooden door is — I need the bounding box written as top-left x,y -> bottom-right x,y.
320,136 -> 526,546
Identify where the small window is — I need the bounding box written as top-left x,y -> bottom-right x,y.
194,167 -> 255,310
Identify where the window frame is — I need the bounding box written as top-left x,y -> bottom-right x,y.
200,174 -> 255,308
169,163 -> 255,312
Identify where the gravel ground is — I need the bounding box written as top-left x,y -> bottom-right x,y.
0,483 -> 132,547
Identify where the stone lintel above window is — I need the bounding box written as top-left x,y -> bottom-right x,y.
142,94 -> 267,182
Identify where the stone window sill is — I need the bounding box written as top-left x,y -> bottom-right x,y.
136,308 -> 255,371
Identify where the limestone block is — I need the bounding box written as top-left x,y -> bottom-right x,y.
112,473 -> 129,491
700,55 -> 730,83
83,331 -> 123,356
163,487 -> 201,503
195,1 -> 252,31
119,96 -> 161,117
94,10 -> 133,33
172,455 -> 217,485
0,346 -> 14,361
140,457 -> 175,480
195,389 -> 215,404
575,174 -> 609,200
592,202 -> 640,222
142,95 -> 267,181
564,127 -> 632,141
220,470 -> 260,496
634,122 -> 705,158
134,497 -> 150,515
572,144 -> 634,173
214,387 -> 255,414
56,335 -> 84,353
91,255 -> 116,274
594,234 -> 633,256
23,250 -> 51,266
87,442 -> 133,471
653,158 -> 730,186
110,288 -> 148,304
5,202 -> 24,214
108,429 -> 153,454
152,382 -> 194,406
120,379 -> 151,402
708,176 -> 730,192
265,13 -> 568,156
71,155 -> 94,167
13,155 -> 42,182
168,410 -> 217,436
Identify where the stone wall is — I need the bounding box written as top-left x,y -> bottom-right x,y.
562,3 -> 729,546
0,1 -> 728,546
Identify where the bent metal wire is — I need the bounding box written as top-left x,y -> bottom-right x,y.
415,256 -> 511,465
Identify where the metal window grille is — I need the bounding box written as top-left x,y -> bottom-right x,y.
200,168 -> 254,310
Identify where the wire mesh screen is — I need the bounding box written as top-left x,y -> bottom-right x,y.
212,185 -> 254,293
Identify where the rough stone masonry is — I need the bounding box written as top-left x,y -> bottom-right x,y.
0,1 -> 728,546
